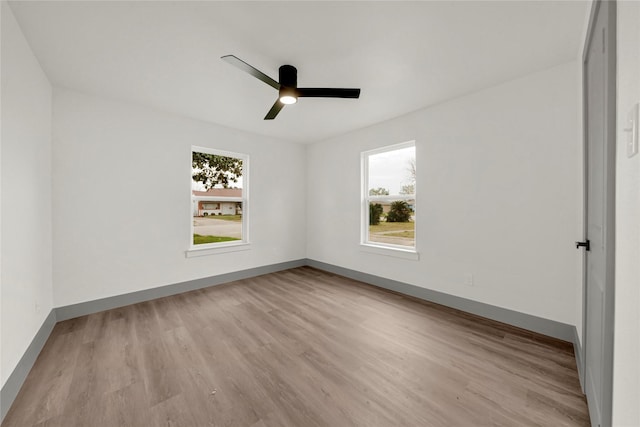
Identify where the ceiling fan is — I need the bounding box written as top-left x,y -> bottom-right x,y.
221,55 -> 361,120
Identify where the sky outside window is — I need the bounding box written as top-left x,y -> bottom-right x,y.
368,146 -> 415,194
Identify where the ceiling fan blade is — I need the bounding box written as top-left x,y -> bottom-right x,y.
264,99 -> 285,120
221,55 -> 280,90
297,88 -> 360,98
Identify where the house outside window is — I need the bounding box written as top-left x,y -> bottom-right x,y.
191,147 -> 248,249
361,141 -> 416,254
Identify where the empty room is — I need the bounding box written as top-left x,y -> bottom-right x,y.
1,1 -> 639,426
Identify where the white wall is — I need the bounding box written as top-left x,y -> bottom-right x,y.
613,1 -> 640,425
307,61 -> 582,327
1,1 -> 53,387
52,89 -> 306,307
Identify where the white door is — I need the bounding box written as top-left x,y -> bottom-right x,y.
582,1 -> 616,426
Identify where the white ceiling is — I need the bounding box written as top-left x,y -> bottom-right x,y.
9,1 -> 588,144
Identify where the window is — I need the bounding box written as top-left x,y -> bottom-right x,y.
362,141 -> 416,254
191,147 -> 248,251
201,202 -> 220,211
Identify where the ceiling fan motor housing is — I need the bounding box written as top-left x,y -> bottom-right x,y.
279,65 -> 298,100
279,65 -> 297,88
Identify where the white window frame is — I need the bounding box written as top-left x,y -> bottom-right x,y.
361,141 -> 418,260
186,146 -> 250,257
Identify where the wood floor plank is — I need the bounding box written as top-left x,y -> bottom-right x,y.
4,328 -> 85,426
2,267 -> 589,426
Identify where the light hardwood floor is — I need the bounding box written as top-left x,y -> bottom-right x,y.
2,267 -> 589,426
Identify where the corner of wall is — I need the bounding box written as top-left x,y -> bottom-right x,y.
1,0 -> 54,392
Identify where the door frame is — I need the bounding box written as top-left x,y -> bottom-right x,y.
581,0 -> 616,426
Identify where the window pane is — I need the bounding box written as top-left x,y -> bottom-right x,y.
192,152 -> 243,192
192,148 -> 246,247
368,201 -> 415,247
368,146 -> 415,196
193,202 -> 243,245
364,142 -> 415,250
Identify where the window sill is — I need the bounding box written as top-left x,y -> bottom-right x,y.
360,243 -> 419,260
185,242 -> 251,258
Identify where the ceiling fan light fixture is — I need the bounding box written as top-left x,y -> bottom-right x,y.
279,87 -> 297,104
279,95 -> 297,105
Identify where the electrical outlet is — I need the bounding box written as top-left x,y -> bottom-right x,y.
35,303 -> 41,313
464,273 -> 474,287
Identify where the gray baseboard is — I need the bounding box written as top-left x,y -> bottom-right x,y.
2,257 -> 585,423
1,309 -> 57,421
56,259 -> 307,321
305,259 -> 577,343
